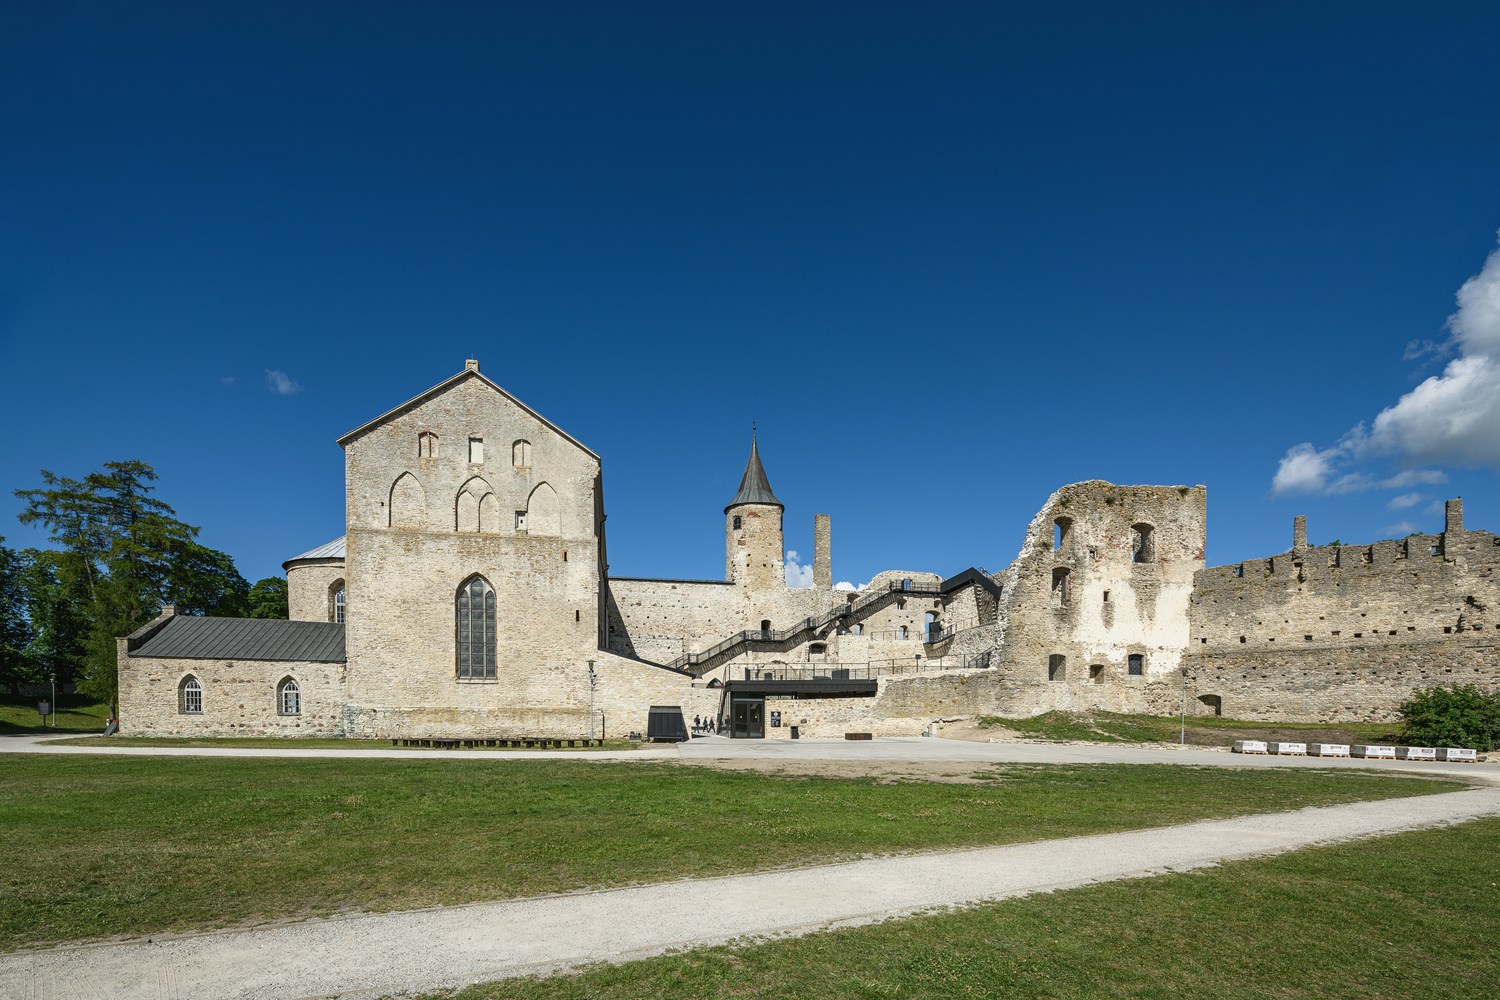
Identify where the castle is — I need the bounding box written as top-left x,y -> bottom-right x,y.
115,362 -> 1500,738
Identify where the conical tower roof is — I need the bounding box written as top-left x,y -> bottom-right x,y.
725,436 -> 783,513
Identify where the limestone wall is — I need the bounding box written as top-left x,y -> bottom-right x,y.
1190,516 -> 1499,650
986,481 -> 1206,716
287,558 -> 345,622
1183,636 -> 1500,722
339,366 -> 612,731
119,652 -> 347,737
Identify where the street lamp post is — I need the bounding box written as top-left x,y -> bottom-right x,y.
1180,667 -> 1188,745
49,673 -> 56,728
587,660 -> 597,742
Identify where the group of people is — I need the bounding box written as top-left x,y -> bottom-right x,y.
692,714 -> 718,735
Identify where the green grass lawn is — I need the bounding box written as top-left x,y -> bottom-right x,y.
0,695 -> 109,734
0,756 -> 1461,950
42,735 -> 642,750
437,817 -> 1500,1000
982,710 -> 1404,746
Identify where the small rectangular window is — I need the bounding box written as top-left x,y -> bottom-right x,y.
469,437 -> 484,463
1128,654 -> 1144,675
1048,654 -> 1066,682
1102,590 -> 1111,603
515,510 -> 527,531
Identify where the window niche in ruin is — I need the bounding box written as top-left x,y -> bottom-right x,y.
1131,523 -> 1155,564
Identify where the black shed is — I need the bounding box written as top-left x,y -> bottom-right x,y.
646,705 -> 689,742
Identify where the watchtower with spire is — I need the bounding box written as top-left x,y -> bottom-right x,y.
725,435 -> 784,589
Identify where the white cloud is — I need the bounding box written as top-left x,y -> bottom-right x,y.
266,369 -> 302,395
784,550 -> 815,588
220,376 -> 235,385
1386,493 -> 1423,510
1424,499 -> 1445,515
1380,521 -> 1422,537
834,581 -> 857,591
1272,235 -> 1500,494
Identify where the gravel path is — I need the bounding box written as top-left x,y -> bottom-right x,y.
3,776 -> 1497,1000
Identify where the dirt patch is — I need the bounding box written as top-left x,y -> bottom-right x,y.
673,758 -> 997,783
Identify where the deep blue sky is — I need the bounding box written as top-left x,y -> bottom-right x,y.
4,2 -> 1500,588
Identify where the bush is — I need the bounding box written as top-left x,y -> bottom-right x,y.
1398,684 -> 1500,751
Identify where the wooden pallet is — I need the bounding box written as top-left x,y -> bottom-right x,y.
1231,748 -> 1267,754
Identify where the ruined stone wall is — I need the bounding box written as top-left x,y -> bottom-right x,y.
286,558 -> 345,622
1182,636 -> 1500,723
986,481 -> 1206,716
1190,511 -> 1499,651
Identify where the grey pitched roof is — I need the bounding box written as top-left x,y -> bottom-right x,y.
725,437 -> 783,512
130,617 -> 347,662
283,536 -> 346,568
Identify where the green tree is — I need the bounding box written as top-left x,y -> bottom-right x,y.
1398,683 -> 1500,751
248,578 -> 289,619
14,548 -> 91,694
14,461 -> 249,716
0,538 -> 32,696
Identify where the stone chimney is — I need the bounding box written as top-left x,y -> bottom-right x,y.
814,515 -> 832,589
1293,515 -> 1307,556
465,359 -> 480,372
159,604 -> 180,618
1445,497 -> 1463,534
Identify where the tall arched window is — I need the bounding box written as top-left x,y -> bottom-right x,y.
179,676 -> 202,714
278,678 -> 300,715
456,576 -> 497,680
334,586 -> 346,623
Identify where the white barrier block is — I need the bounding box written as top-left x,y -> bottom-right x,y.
1351,745 -> 1396,758
1438,747 -> 1478,762
1267,742 -> 1307,755
1308,743 -> 1350,756
1232,740 -> 1268,754
1396,746 -> 1436,760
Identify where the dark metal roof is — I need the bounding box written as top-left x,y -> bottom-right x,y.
130,616 -> 347,662
725,436 -> 783,512
941,567 -> 1003,600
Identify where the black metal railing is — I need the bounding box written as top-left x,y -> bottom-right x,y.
735,651 -> 991,683
666,580 -> 946,671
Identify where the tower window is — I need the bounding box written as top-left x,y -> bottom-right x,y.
469,437 -> 484,464
733,515 -> 742,530
456,576 -> 497,680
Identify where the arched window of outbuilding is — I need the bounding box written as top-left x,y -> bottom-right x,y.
278,677 -> 300,715
456,575 -> 497,680
179,676 -> 203,714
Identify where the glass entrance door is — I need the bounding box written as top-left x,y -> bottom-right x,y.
731,699 -> 765,738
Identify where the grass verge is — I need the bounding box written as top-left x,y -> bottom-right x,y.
0,757 -> 1461,950
981,710 -> 1403,746
0,695 -> 109,734
430,817 -> 1500,1000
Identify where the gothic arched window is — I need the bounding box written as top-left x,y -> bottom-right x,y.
179,676 -> 202,714
278,677 -> 300,715
456,576 -> 497,680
